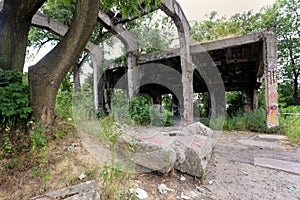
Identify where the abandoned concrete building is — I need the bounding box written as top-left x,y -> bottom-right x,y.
24,0 -> 279,128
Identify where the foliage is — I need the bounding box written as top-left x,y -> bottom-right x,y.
161,94 -> 172,112
0,69 -> 32,129
111,89 -> 133,125
129,95 -> 151,126
278,82 -> 296,107
72,73 -> 95,121
226,92 -> 244,118
149,105 -> 174,126
280,106 -> 300,145
97,115 -> 134,199
55,71 -> 73,119
194,93 -> 210,118
30,122 -> 50,183
98,115 -> 123,147
100,162 -> 134,200
100,0 -> 161,18
190,11 -> 258,43
127,10 -> 177,55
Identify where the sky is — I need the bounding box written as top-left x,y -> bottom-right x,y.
176,0 -> 276,21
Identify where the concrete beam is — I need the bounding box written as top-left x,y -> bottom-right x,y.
138,32 -> 265,64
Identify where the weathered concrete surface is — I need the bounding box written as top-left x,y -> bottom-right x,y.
258,134 -> 287,140
30,180 -> 100,200
238,140 -> 283,149
174,135 -> 215,176
254,157 -> 300,175
117,122 -> 216,177
180,122 -> 214,137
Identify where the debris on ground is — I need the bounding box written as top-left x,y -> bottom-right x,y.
158,183 -> 175,194
130,188 -> 148,199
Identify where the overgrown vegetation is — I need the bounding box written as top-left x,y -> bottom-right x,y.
97,115 -> 135,199
129,95 -> 174,126
0,69 -> 32,129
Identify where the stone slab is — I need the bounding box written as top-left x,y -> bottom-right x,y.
254,157 -> 300,175
30,180 -> 100,200
238,140 -> 283,149
258,134 -> 287,140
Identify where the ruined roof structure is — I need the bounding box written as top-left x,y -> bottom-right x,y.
1,0 -> 278,128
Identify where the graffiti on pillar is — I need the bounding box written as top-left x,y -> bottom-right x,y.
267,105 -> 278,127
266,68 -> 279,127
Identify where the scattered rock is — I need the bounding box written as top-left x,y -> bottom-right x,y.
196,186 -> 206,194
78,173 -> 86,180
158,183 -> 175,194
67,143 -> 80,152
180,192 -> 191,200
130,188 -> 148,199
208,180 -> 213,185
180,175 -> 186,181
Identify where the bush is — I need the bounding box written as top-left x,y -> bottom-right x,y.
0,69 -> 32,129
149,105 -> 174,126
110,89 -> 132,125
245,108 -> 267,132
280,106 -> 300,145
222,108 -> 269,132
129,95 -> 151,126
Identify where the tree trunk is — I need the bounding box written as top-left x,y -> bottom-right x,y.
0,0 -> 46,70
29,0 -> 99,128
293,69 -> 299,105
73,63 -> 81,92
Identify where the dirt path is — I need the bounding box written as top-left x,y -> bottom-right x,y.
204,132 -> 300,200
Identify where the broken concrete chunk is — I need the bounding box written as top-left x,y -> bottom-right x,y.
116,122 -> 216,177
180,122 -> 213,137
29,180 -> 100,200
174,135 -> 215,177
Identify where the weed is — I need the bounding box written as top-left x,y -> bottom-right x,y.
97,116 -> 134,199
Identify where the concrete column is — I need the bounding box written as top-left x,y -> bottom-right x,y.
263,31 -> 279,128
160,0 -> 193,125
242,89 -> 253,113
127,50 -> 139,98
253,88 -> 259,110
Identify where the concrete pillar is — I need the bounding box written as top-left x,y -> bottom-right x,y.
172,94 -> 180,116
127,50 -> 139,98
242,89 -> 253,113
253,88 -> 259,110
242,88 -> 259,112
160,0 -> 193,125
263,31 -> 279,128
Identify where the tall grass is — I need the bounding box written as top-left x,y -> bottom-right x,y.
205,106 -> 300,146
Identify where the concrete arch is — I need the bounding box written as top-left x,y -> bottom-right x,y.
159,0 -> 193,125
97,10 -> 139,98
